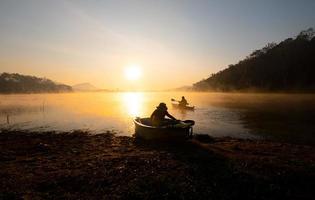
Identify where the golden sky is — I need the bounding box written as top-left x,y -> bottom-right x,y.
1,0 -> 314,90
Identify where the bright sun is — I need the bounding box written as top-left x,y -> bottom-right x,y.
124,65 -> 142,81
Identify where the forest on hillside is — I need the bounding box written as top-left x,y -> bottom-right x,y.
193,28 -> 315,92
0,73 -> 72,93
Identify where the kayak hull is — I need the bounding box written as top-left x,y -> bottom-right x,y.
134,117 -> 194,140
171,103 -> 195,110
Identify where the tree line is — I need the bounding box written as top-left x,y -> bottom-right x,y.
0,73 -> 72,93
193,28 -> 315,92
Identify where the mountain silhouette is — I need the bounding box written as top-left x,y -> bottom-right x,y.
72,83 -> 98,91
193,28 -> 315,92
0,73 -> 72,93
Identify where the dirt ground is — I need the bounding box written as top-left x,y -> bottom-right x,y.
0,130 -> 314,200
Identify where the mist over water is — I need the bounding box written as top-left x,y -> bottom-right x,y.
1,92 -> 315,145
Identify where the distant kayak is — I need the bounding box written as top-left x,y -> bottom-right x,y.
134,117 -> 195,140
171,103 -> 195,110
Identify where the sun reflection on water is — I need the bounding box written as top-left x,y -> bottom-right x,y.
121,92 -> 144,117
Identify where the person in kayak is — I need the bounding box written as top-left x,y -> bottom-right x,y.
178,96 -> 188,107
151,103 -> 177,126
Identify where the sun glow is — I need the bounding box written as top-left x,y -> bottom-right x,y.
122,92 -> 144,117
124,65 -> 142,81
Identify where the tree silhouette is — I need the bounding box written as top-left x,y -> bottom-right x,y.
193,28 -> 315,92
0,73 -> 72,93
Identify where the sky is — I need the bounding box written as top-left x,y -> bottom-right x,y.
0,0 -> 315,90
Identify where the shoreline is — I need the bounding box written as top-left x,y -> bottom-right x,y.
0,130 -> 314,199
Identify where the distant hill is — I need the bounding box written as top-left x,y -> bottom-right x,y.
72,83 -> 98,91
0,73 -> 72,93
193,28 -> 315,92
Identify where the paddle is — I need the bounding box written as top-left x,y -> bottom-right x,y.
171,98 -> 179,102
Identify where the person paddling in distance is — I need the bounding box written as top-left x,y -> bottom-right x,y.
150,103 -> 177,126
178,96 -> 188,107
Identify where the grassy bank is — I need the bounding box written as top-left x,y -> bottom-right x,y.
0,130 -> 314,199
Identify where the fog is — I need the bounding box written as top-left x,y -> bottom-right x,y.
1,92 -> 315,145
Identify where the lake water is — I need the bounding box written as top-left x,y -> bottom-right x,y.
1,92 -> 315,145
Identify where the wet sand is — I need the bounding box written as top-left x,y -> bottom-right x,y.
0,130 -> 314,199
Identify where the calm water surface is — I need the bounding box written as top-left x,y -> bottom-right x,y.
1,92 -> 315,145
